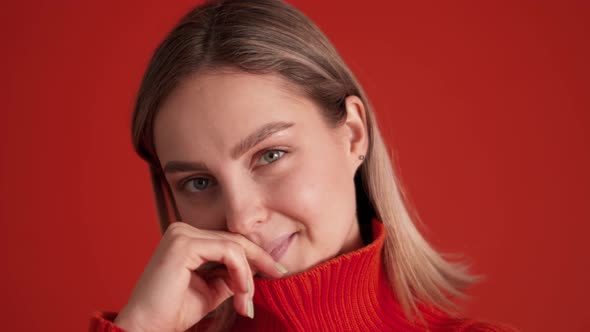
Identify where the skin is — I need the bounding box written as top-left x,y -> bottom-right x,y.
114,69 -> 369,332
154,70 -> 369,275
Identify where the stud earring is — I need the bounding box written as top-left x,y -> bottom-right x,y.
359,155 -> 365,160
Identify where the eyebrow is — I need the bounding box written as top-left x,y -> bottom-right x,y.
163,121 -> 295,174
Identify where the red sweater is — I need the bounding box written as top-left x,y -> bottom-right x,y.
90,219 -> 517,331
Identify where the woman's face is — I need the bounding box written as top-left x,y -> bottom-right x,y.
154,70 -> 368,276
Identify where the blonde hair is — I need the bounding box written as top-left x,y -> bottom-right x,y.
131,0 -> 480,330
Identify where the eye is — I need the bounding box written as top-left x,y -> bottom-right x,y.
182,177 -> 211,193
256,149 -> 285,166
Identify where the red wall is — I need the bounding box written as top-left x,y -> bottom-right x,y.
1,1 -> 588,331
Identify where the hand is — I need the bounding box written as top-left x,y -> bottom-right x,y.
113,221 -> 286,332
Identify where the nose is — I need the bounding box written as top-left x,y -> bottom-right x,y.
222,176 -> 266,235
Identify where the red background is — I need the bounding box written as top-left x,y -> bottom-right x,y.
1,1 -> 588,331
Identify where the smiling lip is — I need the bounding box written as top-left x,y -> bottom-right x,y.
265,233 -> 295,262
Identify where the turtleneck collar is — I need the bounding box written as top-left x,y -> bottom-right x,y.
229,218 -> 442,331
90,219 -> 512,332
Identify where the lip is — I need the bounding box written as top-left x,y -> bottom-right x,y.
264,233 -> 296,262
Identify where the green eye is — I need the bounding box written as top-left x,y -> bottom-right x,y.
185,178 -> 210,192
258,150 -> 285,165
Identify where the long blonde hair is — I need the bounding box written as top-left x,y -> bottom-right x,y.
130,0 -> 479,330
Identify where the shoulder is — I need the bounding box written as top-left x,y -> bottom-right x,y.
419,305 -> 518,332
452,319 -> 520,332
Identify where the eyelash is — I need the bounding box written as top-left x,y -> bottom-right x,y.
178,148 -> 288,194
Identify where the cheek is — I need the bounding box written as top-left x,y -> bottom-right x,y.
268,164 -> 323,221
266,150 -> 355,227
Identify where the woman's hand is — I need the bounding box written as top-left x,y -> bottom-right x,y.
113,221 -> 287,332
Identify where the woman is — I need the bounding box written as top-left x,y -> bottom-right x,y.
90,0 -> 517,331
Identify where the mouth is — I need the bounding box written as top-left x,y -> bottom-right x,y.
265,232 -> 296,262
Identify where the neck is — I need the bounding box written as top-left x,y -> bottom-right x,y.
337,215 -> 366,255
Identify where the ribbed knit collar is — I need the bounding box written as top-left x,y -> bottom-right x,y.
232,218 -> 443,331
89,218 -> 508,332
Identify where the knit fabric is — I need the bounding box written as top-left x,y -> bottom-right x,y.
90,219 -> 517,331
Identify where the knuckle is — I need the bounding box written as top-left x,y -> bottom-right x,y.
168,233 -> 190,252
222,240 -> 244,262
223,232 -> 242,242
165,222 -> 185,237
220,239 -> 239,250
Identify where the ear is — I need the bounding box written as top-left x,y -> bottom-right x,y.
342,95 -> 369,174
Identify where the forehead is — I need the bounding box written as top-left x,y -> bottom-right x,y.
153,70 -> 325,163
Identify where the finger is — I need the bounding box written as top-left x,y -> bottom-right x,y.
206,276 -> 251,318
209,231 -> 287,278
173,237 -> 251,297
185,239 -> 253,318
173,223 -> 287,278
165,223 -> 252,291
198,264 -> 254,299
188,271 -> 232,314
201,268 -> 253,318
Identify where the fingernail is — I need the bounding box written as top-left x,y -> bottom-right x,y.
274,262 -> 288,274
247,277 -> 253,296
247,300 -> 255,319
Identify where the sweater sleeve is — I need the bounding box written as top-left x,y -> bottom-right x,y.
89,311 -> 127,332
